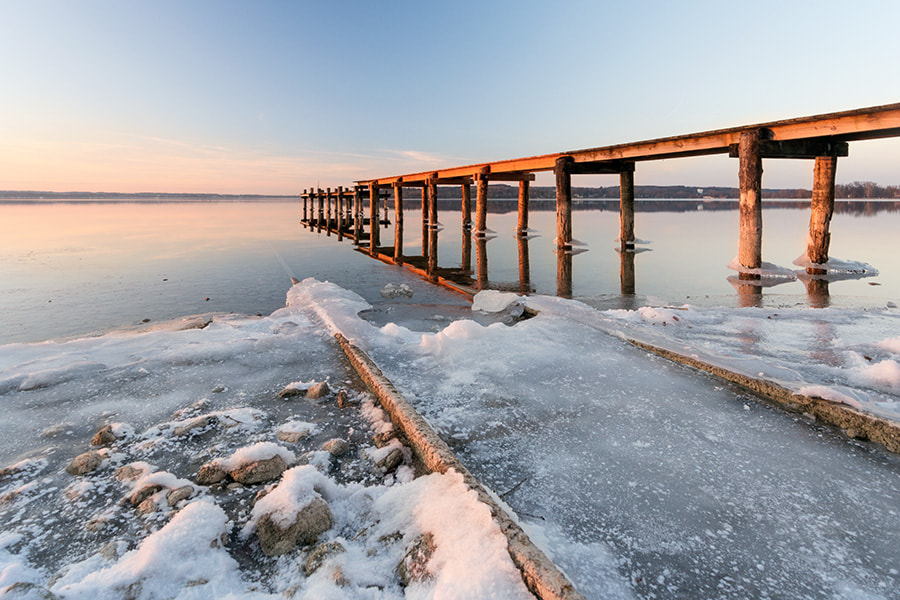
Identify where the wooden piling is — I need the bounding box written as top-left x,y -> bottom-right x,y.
427,178 -> 438,278
518,235 -> 531,293
807,155 -> 837,272
316,188 -> 324,233
369,183 -> 380,254
336,186 -> 344,241
302,190 -> 308,226
326,188 -> 333,237
462,182 -> 472,230
462,229 -> 472,274
619,169 -> 635,249
393,183 -> 404,264
738,130 -> 763,278
555,156 -> 573,249
353,187 -> 362,245
557,249 -> 572,298
620,248 -> 635,295
421,187 -> 429,256
517,180 -> 530,235
475,167 -> 489,235
476,237 -> 488,290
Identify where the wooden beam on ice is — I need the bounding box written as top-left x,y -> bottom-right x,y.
738,130 -> 763,277
555,156 -> 573,249
807,155 -> 838,272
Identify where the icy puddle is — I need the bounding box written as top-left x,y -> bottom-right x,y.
292,281 -> 900,599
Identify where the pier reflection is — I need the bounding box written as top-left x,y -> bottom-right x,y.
517,235 -> 531,294
619,249 -> 635,296
476,237 -> 488,290
557,250 -> 572,299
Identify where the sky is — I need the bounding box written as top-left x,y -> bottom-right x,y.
1,0 -> 898,195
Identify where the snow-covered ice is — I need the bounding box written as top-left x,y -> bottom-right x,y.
2,278 -> 900,599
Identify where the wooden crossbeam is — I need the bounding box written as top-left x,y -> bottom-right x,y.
569,160 -> 635,175
728,139 -> 849,159
354,103 -> 900,187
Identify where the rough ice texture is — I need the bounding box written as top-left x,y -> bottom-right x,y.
792,252 -> 879,274
51,501 -> 243,598
471,290 -> 524,313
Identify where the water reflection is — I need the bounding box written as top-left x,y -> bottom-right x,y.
337,202 -> 898,310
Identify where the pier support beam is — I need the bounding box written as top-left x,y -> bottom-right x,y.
619,169 -> 635,249
317,189 -> 324,234
427,178 -> 438,278
368,183 -> 380,254
326,188 -> 333,237
420,187 -> 429,257
302,191 -> 308,226
738,130 -> 763,278
518,235 -> 531,293
336,186 -> 344,241
462,182 -> 472,230
555,156 -> 573,249
807,156 -> 837,272
353,187 -> 362,245
517,179 -> 530,235
393,183 -> 404,263
475,167 -> 489,236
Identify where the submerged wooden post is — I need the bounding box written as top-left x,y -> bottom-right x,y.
326,188 -> 334,236
421,187 -> 429,256
738,130 -> 763,278
462,229 -> 472,274
475,167 -> 489,235
427,178 -> 438,278
518,235 -> 531,293
555,156 -> 573,249
353,187 -> 362,245
368,183 -> 380,254
393,182 -> 404,264
619,168 -> 635,249
807,155 -> 837,272
620,247 -> 635,295
476,237 -> 488,289
557,249 -> 572,298
316,188 -> 324,233
517,179 -> 530,235
302,190 -> 308,226
336,186 -> 344,241
462,182 -> 472,230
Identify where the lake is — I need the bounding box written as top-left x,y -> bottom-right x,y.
1,199 -> 897,345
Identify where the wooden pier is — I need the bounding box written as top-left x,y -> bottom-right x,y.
301,103 -> 900,297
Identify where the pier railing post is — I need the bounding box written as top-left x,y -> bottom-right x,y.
555,156 -> 573,249
393,182 -> 404,264
807,155 -> 837,273
368,183 -> 380,255
738,130 -> 763,277
619,167 -> 635,249
475,167 -> 490,235
517,179 -> 530,236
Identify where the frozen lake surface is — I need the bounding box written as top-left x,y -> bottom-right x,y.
2,201 -> 899,598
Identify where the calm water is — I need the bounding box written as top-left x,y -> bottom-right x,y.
1,200 -> 898,345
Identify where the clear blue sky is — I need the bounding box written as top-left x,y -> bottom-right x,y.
1,0 -> 898,194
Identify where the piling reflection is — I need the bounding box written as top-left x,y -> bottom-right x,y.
461,229 -> 472,275
557,250 -> 572,298
517,235 -> 531,293
427,225 -> 438,281
803,276 -> 831,308
619,248 -> 635,296
476,237 -> 488,290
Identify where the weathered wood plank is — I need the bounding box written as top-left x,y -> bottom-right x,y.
738,130 -> 763,276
